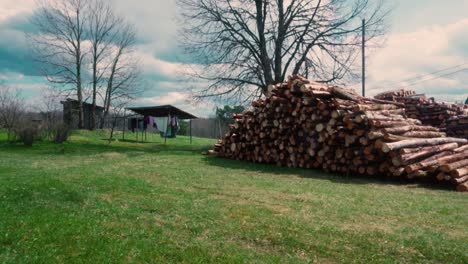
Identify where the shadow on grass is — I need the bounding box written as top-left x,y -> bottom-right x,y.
0,137 -> 455,192
105,139 -> 155,144
203,155 -> 455,192
0,138 -> 213,157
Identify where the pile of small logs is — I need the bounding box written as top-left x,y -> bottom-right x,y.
210,76 -> 468,191
374,89 -> 420,101
375,89 -> 467,130
441,116 -> 468,139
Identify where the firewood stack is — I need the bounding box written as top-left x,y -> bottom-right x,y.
373,89 -> 420,101
441,116 -> 468,139
374,90 -> 467,132
210,75 -> 468,191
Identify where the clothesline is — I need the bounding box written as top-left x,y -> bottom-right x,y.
123,105 -> 196,144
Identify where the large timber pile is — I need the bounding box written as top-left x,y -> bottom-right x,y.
210,76 -> 468,192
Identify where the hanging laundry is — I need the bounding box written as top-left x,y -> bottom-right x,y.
144,116 -> 151,125
155,117 -> 168,134
147,116 -> 156,128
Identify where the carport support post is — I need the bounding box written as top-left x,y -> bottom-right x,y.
122,109 -> 126,141
165,113 -> 170,145
141,120 -> 144,143
190,119 -> 192,144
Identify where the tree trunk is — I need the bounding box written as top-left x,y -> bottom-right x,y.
255,0 -> 273,87
77,77 -> 84,129
456,182 -> 468,192
91,52 -> 98,130
76,13 -> 84,130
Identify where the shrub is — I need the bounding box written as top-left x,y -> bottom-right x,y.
52,123 -> 70,144
177,120 -> 189,136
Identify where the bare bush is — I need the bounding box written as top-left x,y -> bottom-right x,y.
52,123 -> 71,144
37,89 -> 64,140
15,126 -> 40,147
107,98 -> 129,143
0,83 -> 25,142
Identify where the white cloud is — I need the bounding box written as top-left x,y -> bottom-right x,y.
136,91 -> 188,105
366,18 -> 468,102
0,0 -> 35,22
114,0 -> 177,52
7,83 -> 45,91
139,54 -> 182,77
4,0 -> 465,114
136,48 -> 202,83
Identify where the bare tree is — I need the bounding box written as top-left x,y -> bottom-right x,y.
87,0 -> 122,130
100,23 -> 142,129
30,0 -> 141,130
178,0 -> 389,103
30,0 -> 88,128
0,82 -> 25,142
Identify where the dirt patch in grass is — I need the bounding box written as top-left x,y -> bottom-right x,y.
98,152 -> 124,158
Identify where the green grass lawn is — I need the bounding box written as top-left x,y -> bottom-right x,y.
0,130 -> 467,263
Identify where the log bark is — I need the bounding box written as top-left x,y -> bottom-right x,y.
383,125 -> 438,134
399,143 -> 459,164
382,138 -> 467,153
439,159 -> 468,172
456,182 -> 468,192
451,166 -> 468,178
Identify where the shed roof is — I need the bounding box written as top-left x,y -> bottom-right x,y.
126,105 -> 197,119
61,98 -> 105,110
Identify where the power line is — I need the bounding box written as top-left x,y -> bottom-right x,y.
397,68 -> 468,89
399,62 -> 468,84
376,62 -> 468,90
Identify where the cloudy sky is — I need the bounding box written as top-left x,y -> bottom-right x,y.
0,0 -> 467,117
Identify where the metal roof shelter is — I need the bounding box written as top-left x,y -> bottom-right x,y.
124,105 -> 198,144
126,105 -> 197,120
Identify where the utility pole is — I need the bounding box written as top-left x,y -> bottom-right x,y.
362,19 -> 366,97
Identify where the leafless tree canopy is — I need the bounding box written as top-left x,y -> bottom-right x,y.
88,0 -> 121,129
99,22 -> 142,128
86,0 -> 142,130
30,0 -> 88,128
178,0 -> 389,103
30,0 -> 142,130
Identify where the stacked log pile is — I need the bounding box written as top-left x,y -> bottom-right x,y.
211,76 -> 468,192
373,89 -> 420,101
441,116 -> 468,139
374,90 -> 468,137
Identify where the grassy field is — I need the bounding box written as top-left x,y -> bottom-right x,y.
0,130 -> 467,263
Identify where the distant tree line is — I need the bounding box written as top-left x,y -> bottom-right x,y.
216,105 -> 245,124
0,81 -> 70,145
